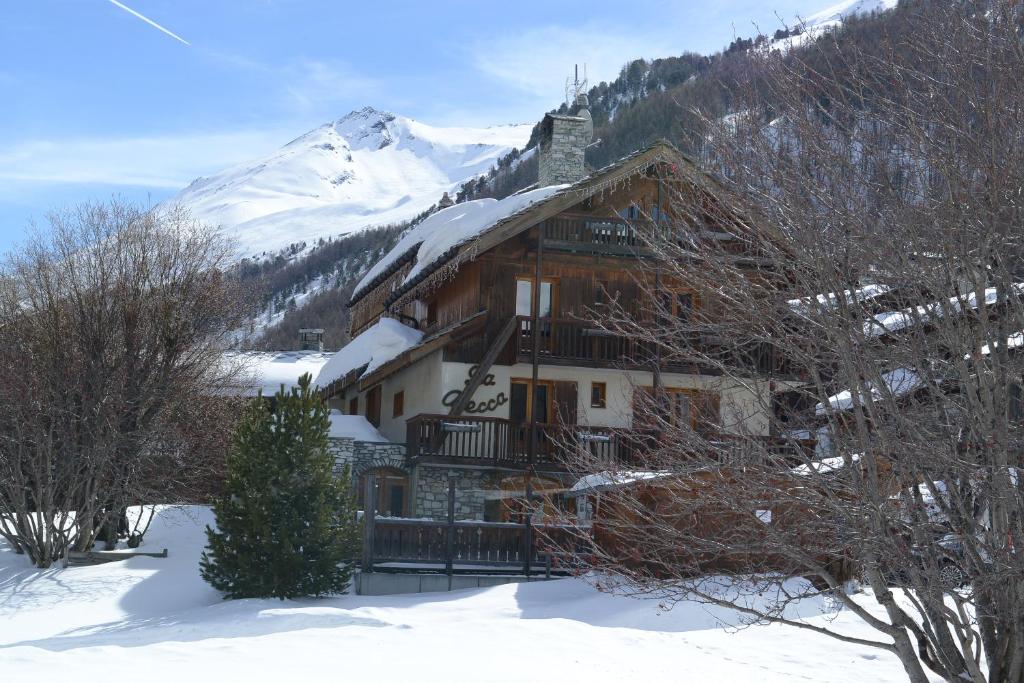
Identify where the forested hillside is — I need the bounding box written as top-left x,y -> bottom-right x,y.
245,0 -> 911,350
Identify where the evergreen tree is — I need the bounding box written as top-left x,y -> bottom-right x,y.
200,374 -> 359,599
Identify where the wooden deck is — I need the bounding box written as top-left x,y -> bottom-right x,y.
404,413 -> 812,469
405,414 -> 656,469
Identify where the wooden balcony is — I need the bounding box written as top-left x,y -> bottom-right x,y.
513,316 -> 779,374
405,414 -> 655,470
542,213 -> 748,258
515,315 -> 656,369
544,214 -> 650,255
405,413 -> 813,469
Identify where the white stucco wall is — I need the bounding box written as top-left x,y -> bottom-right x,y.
441,361 -> 776,436
333,354 -> 779,441
331,349 -> 445,443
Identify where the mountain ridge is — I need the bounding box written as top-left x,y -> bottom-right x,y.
171,108 -> 532,259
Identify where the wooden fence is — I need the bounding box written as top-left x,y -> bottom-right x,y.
361,476 -> 581,577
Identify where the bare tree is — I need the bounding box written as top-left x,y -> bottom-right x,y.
566,3 -> 1024,681
0,200 -> 248,568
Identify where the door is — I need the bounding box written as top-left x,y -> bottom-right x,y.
359,468 -> 409,517
510,379 -> 554,459
366,385 -> 382,428
515,277 -> 558,355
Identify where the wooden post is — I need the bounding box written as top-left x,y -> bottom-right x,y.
446,476 -> 456,590
524,478 -> 533,579
528,222 -> 544,468
362,474 -> 376,573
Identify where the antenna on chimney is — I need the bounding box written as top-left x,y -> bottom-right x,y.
565,63 -> 589,110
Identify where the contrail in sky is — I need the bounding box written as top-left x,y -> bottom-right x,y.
106,0 -> 190,46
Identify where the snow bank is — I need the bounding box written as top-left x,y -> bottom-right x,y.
816,368 -> 923,415
0,505 -> 913,682
313,317 -> 423,389
328,411 -> 387,442
227,351 -> 333,397
354,184 -> 567,298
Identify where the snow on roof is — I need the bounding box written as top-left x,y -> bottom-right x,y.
313,317 -> 423,390
352,184 -> 568,301
569,471 -> 669,494
815,367 -> 923,416
971,332 -> 1024,358
328,411 -> 388,442
790,453 -> 861,477
787,284 -> 890,315
864,283 -> 1024,338
225,351 -> 333,397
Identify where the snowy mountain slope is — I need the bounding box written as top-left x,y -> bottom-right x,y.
773,0 -> 898,50
171,108 -> 532,258
803,0 -> 898,28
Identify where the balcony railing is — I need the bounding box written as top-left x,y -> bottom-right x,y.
405,414 -> 813,468
514,316 -> 786,375
406,414 -> 654,469
515,316 -> 657,368
543,213 -> 749,257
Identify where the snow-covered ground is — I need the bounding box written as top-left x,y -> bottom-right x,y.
0,506 -> 919,681
170,107 -> 532,259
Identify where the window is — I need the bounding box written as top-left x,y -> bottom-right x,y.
590,382 -> 607,409
366,386 -> 382,428
667,390 -> 693,428
672,292 -> 695,321
515,277 -> 555,317
358,468 -> 409,517
348,396 -> 358,415
510,380 -> 553,424
392,390 -> 405,418
634,387 -> 719,434
427,299 -> 438,326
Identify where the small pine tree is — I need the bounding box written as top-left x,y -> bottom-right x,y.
200,374 -> 359,599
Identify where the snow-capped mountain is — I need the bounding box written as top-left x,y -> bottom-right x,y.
171,107 -> 533,258
772,0 -> 897,50
802,0 -> 898,29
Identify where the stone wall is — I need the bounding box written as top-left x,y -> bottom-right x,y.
328,437 -> 406,480
538,115 -> 588,187
412,466 -> 491,521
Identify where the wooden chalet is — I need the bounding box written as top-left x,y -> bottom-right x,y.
315,100 -> 799,522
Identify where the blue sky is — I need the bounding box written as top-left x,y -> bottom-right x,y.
0,0 -> 825,252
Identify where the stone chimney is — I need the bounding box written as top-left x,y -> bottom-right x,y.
299,328 -> 325,352
538,93 -> 593,187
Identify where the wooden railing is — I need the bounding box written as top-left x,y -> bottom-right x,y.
361,475 -> 586,576
515,316 -> 656,367
406,413 -> 813,468
368,518 -> 577,568
514,316 -> 781,375
406,414 -> 653,468
545,214 -> 647,251
543,213 -> 750,257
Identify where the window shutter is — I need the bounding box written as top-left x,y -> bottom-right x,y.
694,391 -> 721,435
632,386 -> 659,431
553,381 -> 578,426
